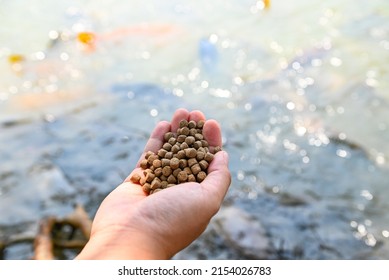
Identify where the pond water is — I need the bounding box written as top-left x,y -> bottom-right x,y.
1,0 -> 389,259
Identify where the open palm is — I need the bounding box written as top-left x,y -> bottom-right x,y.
76,109 -> 231,259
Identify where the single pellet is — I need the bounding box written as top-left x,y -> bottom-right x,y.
167,174 -> 177,184
188,174 -> 196,182
185,148 -> 197,158
164,132 -> 174,141
140,159 -> 148,169
179,119 -> 188,128
178,171 -> 188,183
142,183 -> 151,193
152,159 -> 162,168
187,158 -> 198,167
162,166 -> 172,177
170,158 -> 180,169
185,136 -> 195,145
180,126 -> 190,136
199,160 -> 209,170
194,133 -> 203,141
168,137 -> 177,146
151,178 -> 161,190
130,173 -> 141,183
163,142 -> 172,151
204,152 -> 214,162
191,164 -> 201,175
158,149 -> 167,158
188,120 -> 197,129
165,152 -> 173,159
145,171 -> 155,183
177,135 -> 187,143
197,171 -> 207,182
161,158 -> 170,167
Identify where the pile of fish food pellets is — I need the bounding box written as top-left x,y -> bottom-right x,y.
131,119 -> 221,195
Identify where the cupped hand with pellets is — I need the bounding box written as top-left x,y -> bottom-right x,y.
76,109 -> 231,260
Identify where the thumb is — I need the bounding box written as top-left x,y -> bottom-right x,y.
200,150 -> 231,209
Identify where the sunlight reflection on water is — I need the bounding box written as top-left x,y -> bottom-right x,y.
1,0 -> 389,259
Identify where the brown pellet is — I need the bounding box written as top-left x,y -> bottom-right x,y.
185,136 -> 195,145
187,158 -> 198,167
204,152 -> 214,162
197,120 -> 205,128
188,120 -> 197,129
152,159 -> 162,168
160,175 -> 167,182
197,171 -> 207,182
184,167 -> 192,175
161,158 -> 170,167
180,142 -> 189,150
193,141 -> 202,149
140,159 -> 148,169
179,159 -> 187,169
168,137 -> 177,146
185,148 -> 197,158
191,164 -> 201,175
154,167 -> 162,177
130,173 -> 141,183
180,126 -> 190,136
178,171 -> 188,183
214,146 -> 222,153
194,133 -> 203,141
140,176 -> 147,186
171,144 -> 180,154
201,140 -> 209,147
165,151 -> 173,159
196,151 -> 205,161
142,183 -> 151,193
145,151 -> 154,159
151,178 -> 161,190
138,118 -> 218,195
177,135 -> 187,143
147,154 -> 158,165
189,128 -> 197,136
188,174 -> 196,182
157,149 -> 167,158
176,150 -> 186,159
173,168 -> 182,178
163,142 -> 172,151
167,174 -> 177,184
170,157 -> 180,169
145,171 -> 155,183
199,160 -> 209,170
162,166 -> 172,177
164,132 -> 174,141
179,119 -> 188,128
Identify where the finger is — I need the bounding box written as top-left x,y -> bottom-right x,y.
202,119 -> 222,147
200,150 -> 231,206
189,110 -> 206,123
170,108 -> 190,132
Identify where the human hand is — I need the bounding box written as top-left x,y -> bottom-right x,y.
76,108 -> 231,259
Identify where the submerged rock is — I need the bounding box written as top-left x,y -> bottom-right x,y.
213,206 -> 273,259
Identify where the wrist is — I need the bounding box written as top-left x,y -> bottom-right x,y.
75,228 -> 169,260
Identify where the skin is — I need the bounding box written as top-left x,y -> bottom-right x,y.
76,108 -> 231,259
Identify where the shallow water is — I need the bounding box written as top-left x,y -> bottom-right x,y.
1,0 -> 389,259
